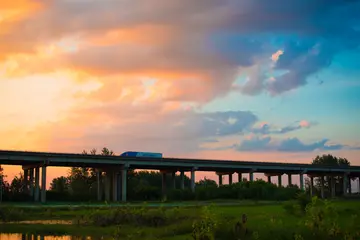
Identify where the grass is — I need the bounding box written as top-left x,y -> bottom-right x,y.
1,199 -> 360,239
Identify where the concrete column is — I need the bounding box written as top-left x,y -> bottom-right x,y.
249,172 -> 254,182
29,168 -> 34,197
237,173 -> 242,182
229,174 -> 233,185
330,176 -> 335,198
320,176 -> 325,199
267,176 -> 271,183
348,178 -> 352,195
300,174 -> 304,190
34,167 -> 40,202
41,165 -> 46,203
105,173 -> 111,202
310,176 -> 314,196
97,170 -> 101,201
24,169 -> 29,193
171,172 -> 176,189
0,173 -> 3,203
180,171 -> 185,189
191,169 -> 195,192
343,173 -> 348,196
112,172 -> 118,202
121,168 -> 127,202
218,174 -> 223,186
278,175 -> 282,187
358,177 -> 360,193
288,174 -> 292,186
162,172 -> 167,201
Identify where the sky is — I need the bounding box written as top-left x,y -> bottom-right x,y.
1,0 -> 360,187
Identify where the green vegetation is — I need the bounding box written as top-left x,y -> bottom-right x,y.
1,198 -> 360,239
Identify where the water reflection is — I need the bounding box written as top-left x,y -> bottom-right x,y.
0,234 -> 107,240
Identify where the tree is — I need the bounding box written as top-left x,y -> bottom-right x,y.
196,178 -> 218,187
50,176 -> 69,193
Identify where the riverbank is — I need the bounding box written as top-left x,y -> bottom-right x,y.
1,198 -> 360,239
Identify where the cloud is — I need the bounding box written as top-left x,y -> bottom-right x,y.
252,120 -> 314,135
234,136 -> 346,152
1,0 -> 359,99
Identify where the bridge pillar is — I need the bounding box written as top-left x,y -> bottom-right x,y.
171,172 -> 176,189
24,169 -> 29,194
218,174 -> 223,186
267,176 -> 271,183
228,174 -> 233,185
330,176 -> 335,198
96,170 -> 101,201
348,178 -> 352,195
310,176 -> 314,196
249,172 -> 254,182
278,175 -> 282,187
343,173 -> 348,196
288,174 -> 292,186
121,168 -> 127,202
237,173 -> 242,183
162,172 -> 167,201
191,169 -> 195,192
180,171 -> 185,189
320,176 -> 325,198
112,172 -> 118,202
29,168 -> 34,197
41,165 -> 46,203
300,174 -> 304,190
105,173 -> 111,202
34,167 -> 40,202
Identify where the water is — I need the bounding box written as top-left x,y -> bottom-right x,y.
0,234 -> 108,240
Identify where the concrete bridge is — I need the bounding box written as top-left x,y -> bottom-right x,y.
1,150 -> 360,203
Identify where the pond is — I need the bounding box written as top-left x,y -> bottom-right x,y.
0,234 -> 110,240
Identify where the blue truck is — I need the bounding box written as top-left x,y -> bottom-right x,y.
120,151 -> 163,158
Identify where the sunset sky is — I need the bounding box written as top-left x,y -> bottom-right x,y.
1,0 -> 360,185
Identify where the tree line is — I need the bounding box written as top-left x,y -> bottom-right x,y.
0,149 -> 353,202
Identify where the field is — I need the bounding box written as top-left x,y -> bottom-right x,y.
1,198 -> 360,240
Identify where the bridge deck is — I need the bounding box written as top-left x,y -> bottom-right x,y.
1,150 -> 360,176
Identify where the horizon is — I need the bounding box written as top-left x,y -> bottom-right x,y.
1,1 -> 360,188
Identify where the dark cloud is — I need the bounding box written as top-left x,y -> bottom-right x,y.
234,136 -> 346,152
251,121 -> 314,135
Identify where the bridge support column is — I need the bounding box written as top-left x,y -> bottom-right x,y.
237,173 -> 242,183
191,169 -> 196,192
348,178 -> 352,195
96,170 -> 101,201
267,176 -> 271,183
180,171 -> 185,190
171,172 -> 176,189
162,172 -> 167,201
288,174 -> 292,186
218,174 -> 223,186
229,174 -> 233,185
320,176 -> 325,199
278,175 -> 282,187
121,168 -> 127,202
330,176 -> 335,198
112,172 -> 118,202
310,176 -> 314,197
24,169 -> 29,194
34,167 -> 40,202
105,173 -> 111,202
29,168 -> 34,197
300,174 -> 304,190
358,177 -> 360,193
343,173 -> 348,196
41,165 -> 46,203
249,172 -> 254,182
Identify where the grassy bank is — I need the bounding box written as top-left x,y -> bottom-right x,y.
1,198 -> 360,239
